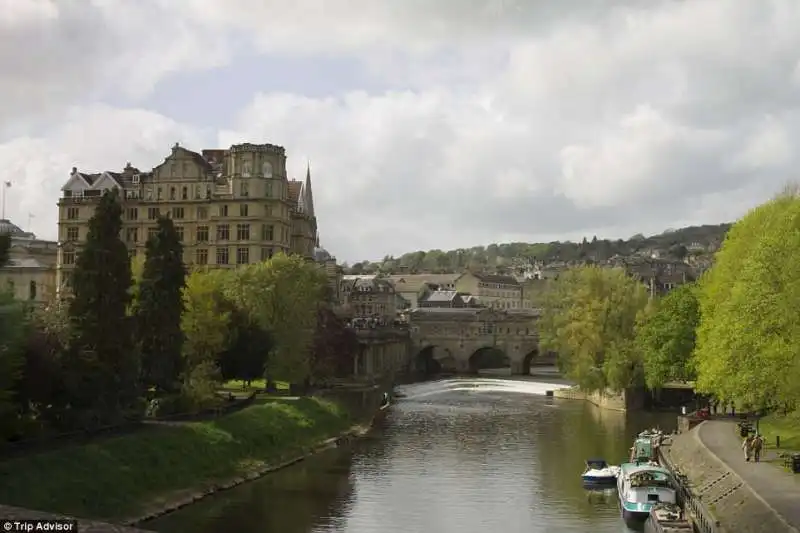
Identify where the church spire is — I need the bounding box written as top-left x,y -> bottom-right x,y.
304,160 -> 315,218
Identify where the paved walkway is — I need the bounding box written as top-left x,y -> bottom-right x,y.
697,420 -> 800,532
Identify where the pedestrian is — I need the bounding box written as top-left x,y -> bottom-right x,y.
753,434 -> 763,463
742,434 -> 754,462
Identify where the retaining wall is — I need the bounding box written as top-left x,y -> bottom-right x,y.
552,386 -> 644,411
663,425 -> 789,533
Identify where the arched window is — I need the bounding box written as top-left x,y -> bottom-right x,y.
29,280 -> 37,300
262,161 -> 273,178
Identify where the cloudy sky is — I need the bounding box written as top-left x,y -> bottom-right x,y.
2,0 -> 798,262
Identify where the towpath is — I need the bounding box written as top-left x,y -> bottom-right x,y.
697,420 -> 800,532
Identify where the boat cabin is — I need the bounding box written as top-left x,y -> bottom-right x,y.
586,458 -> 609,470
620,466 -> 677,507
630,434 -> 661,464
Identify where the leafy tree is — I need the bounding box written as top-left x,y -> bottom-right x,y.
311,306 -> 358,381
136,216 -> 186,394
635,283 -> 699,389
223,253 -> 327,384
694,188 -> 800,408
181,269 -> 233,372
0,292 -> 24,438
67,190 -> 138,421
539,266 -> 650,392
219,309 -> 271,387
0,233 -> 10,267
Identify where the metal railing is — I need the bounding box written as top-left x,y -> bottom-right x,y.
659,445 -> 722,533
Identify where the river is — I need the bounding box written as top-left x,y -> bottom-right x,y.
145,378 -> 676,533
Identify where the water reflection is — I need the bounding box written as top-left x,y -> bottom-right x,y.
147,379 -> 675,533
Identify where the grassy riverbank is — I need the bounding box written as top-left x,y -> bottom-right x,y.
0,397 -> 352,522
759,410 -> 800,451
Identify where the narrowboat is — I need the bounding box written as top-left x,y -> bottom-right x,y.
617,462 -> 679,527
644,503 -> 693,533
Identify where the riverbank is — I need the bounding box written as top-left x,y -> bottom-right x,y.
0,397 -> 358,525
551,386 -> 644,411
663,420 -> 799,533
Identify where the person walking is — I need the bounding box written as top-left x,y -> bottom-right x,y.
752,434 -> 764,463
742,434 -> 754,462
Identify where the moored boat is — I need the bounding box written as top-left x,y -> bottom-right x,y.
582,458 -> 620,487
643,503 -> 693,533
617,462 -> 678,527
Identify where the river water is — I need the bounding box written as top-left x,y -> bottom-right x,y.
145,378 -> 676,533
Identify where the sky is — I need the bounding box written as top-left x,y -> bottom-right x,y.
2,0 -> 799,263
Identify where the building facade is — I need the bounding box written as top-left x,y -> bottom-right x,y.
56,142 -> 317,293
454,272 -> 523,309
340,275 -> 398,324
0,219 -> 58,304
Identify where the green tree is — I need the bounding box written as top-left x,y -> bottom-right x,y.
0,233 -> 10,267
136,216 -> 186,394
0,292 -> 24,438
539,266 -> 650,392
181,268 -> 233,372
219,308 -> 271,387
224,253 -> 327,384
694,188 -> 800,408
634,283 -> 699,389
67,190 -> 138,421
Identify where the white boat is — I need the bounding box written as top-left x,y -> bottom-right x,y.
617,462 -> 678,527
582,458 -> 620,486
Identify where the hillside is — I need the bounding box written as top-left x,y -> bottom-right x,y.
344,223 -> 731,275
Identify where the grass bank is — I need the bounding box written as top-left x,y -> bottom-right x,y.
758,410 -> 800,451
0,397 -> 351,522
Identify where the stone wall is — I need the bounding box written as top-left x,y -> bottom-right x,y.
552,386 -> 644,411
663,425 -> 789,533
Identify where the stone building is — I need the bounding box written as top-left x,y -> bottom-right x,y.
0,219 -> 58,303
56,142 -> 317,294
341,276 -> 398,323
454,272 -> 523,309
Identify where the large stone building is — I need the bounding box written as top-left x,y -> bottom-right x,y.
56,142 -> 317,293
0,219 -> 58,304
454,272 -> 523,309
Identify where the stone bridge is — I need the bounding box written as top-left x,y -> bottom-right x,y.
407,307 -> 554,375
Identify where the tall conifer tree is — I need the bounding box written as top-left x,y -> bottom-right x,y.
136,216 -> 186,393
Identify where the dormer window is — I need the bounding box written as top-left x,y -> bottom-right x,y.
132,173 -> 140,184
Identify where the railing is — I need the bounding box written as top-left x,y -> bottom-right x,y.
659,444 -> 722,533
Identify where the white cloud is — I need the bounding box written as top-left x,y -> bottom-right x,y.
2,0 -> 800,261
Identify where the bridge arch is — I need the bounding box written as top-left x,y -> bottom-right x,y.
414,345 -> 456,376
468,346 -> 510,374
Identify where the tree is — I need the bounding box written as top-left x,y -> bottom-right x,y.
694,188 -> 800,409
634,283 -> 699,389
539,266 -> 650,392
218,309 -> 271,388
0,292 -> 24,438
0,233 -> 10,267
181,269 -> 233,371
223,253 -> 327,384
310,306 -> 358,381
67,190 -> 138,421
136,216 -> 186,394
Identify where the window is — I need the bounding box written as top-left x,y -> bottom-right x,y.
126,228 -> 138,243
261,224 -> 274,241
147,207 -> 159,220
264,204 -> 272,217
172,207 -> 185,219
240,181 -> 249,197
194,185 -> 201,199
29,281 -> 37,301
236,247 -> 250,265
66,226 -> 79,241
260,247 -> 273,261
262,161 -> 273,178
126,207 -> 138,220
196,225 -> 209,242
219,205 -> 228,217
145,187 -> 153,201
197,206 -> 208,220
182,186 -> 188,200
66,207 -> 79,220
236,223 -> 250,240
175,226 -> 184,241
170,187 -> 176,200
157,187 -> 163,200
216,247 -> 229,265
265,182 -> 273,198
62,251 -> 75,265
239,203 -> 249,216
216,224 -> 230,241
195,248 -> 208,265
148,227 -> 158,240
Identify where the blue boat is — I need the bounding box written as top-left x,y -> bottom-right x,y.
582,458 -> 620,487
617,462 -> 679,527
